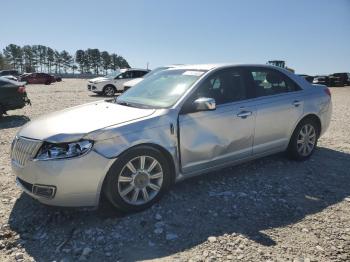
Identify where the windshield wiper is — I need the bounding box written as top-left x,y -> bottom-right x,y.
116,100 -> 134,107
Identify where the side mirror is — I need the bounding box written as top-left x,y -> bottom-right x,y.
193,97 -> 216,111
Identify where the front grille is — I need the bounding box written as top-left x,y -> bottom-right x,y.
11,137 -> 42,166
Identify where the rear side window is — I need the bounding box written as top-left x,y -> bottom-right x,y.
137,71 -> 148,77
248,68 -> 300,97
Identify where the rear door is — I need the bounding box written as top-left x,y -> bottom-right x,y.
179,67 -> 256,174
246,67 -> 304,155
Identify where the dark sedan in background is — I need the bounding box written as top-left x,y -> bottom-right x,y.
20,73 -> 56,85
331,73 -> 350,86
313,75 -> 330,86
0,77 -> 30,118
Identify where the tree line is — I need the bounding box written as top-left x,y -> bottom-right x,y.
0,44 -> 130,75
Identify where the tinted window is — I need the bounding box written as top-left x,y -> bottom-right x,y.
132,70 -> 145,78
248,68 -> 299,97
119,71 -> 133,79
138,70 -> 148,77
193,68 -> 247,105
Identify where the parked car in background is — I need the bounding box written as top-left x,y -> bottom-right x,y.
54,76 -> 62,82
0,77 -> 30,118
2,75 -> 19,81
313,75 -> 329,86
328,75 -> 343,87
0,70 -> 20,77
122,65 -> 180,91
11,64 -> 332,212
20,73 -> 56,85
87,68 -> 150,96
330,73 -> 350,86
298,74 -> 314,83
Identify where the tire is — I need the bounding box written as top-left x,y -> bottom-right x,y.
0,105 -> 4,119
45,80 -> 51,85
287,118 -> 320,161
103,146 -> 171,212
103,85 -> 116,96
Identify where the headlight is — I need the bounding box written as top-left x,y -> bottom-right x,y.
35,140 -> 93,160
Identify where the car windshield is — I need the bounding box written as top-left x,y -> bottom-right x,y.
143,67 -> 170,79
116,69 -> 206,108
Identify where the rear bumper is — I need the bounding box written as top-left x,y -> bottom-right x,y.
319,99 -> 332,137
1,95 -> 30,111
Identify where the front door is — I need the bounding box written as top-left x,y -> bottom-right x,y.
179,67 -> 256,175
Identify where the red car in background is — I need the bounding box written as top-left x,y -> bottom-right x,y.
20,73 -> 56,85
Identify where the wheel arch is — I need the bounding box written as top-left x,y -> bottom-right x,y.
98,142 -> 177,205
103,84 -> 116,91
288,113 -> 322,146
297,114 -> 321,135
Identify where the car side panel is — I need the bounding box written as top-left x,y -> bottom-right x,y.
252,91 -> 304,154
298,87 -> 332,137
88,110 -> 180,178
179,102 -> 256,174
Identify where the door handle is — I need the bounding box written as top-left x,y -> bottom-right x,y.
292,100 -> 302,107
237,111 -> 252,118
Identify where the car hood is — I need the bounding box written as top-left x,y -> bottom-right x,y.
124,78 -> 143,87
18,100 -> 155,143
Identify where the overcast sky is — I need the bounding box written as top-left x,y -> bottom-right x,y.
1,0 -> 349,75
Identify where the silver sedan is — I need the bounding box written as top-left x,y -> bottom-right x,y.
11,64 -> 332,212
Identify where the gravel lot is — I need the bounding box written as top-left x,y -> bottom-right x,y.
0,79 -> 349,262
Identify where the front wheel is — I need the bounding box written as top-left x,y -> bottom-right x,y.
0,105 -> 4,119
287,119 -> 319,161
103,85 -> 116,96
103,146 -> 171,212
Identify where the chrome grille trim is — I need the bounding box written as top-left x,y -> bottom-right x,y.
11,137 -> 43,167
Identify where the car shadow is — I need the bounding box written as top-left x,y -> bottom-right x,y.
7,147 -> 350,261
0,115 -> 30,129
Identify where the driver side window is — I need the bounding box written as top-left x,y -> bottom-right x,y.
192,68 -> 247,105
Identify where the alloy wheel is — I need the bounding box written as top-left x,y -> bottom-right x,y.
117,155 -> 163,205
297,124 -> 316,156
105,86 -> 115,96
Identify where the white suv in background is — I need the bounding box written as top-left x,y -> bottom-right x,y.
122,65 -> 181,91
87,68 -> 149,96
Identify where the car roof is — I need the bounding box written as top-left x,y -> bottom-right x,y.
167,63 -> 292,71
122,68 -> 149,72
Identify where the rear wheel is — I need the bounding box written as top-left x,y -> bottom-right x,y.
287,119 -> 319,161
103,85 -> 116,96
103,146 -> 171,212
0,105 -> 4,119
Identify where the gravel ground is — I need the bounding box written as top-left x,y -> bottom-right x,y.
0,79 -> 349,262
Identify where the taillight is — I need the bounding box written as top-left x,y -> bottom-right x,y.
324,88 -> 331,97
17,86 -> 26,93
